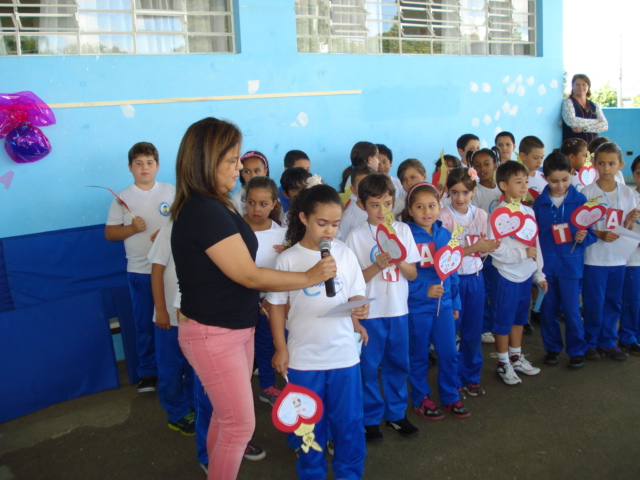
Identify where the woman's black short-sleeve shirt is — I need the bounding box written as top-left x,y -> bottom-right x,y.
171,194 -> 259,328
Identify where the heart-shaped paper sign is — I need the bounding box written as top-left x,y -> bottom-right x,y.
272,382 -> 324,433
376,223 -> 407,264
571,204 -> 607,229
434,245 -> 464,281
512,214 -> 538,247
490,206 -> 526,240
578,165 -> 598,186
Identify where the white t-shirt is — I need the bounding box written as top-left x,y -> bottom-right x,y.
393,193 -> 406,217
345,220 -> 421,318
472,183 -> 501,214
528,170 -> 547,194
254,222 -> 286,298
572,170 -> 625,192
582,182 -> 638,266
390,176 -> 404,199
488,202 -> 545,284
267,241 -> 366,371
106,182 -> 175,274
230,187 -> 245,215
570,174 -> 583,192
438,205 -> 487,275
147,223 -> 178,327
628,189 -> 640,267
336,195 -> 367,242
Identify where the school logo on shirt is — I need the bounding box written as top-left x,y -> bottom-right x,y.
158,202 -> 171,217
369,244 -> 381,264
303,277 -> 344,297
488,199 -> 500,214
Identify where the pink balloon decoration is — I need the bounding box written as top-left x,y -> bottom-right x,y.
0,91 -> 56,164
4,122 -> 52,163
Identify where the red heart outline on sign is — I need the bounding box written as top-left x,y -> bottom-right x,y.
578,165 -> 598,186
376,223 -> 407,264
512,214 -> 538,247
272,383 -> 324,433
490,206 -> 526,239
528,188 -> 540,200
434,245 -> 464,281
571,204 -> 607,229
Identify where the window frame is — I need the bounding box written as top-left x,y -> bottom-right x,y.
294,0 -> 537,56
0,0 -> 237,56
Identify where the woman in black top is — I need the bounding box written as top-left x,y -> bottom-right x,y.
171,118 -> 335,480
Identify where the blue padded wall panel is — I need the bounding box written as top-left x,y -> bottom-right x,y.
2,225 -> 128,310
0,240 -> 13,313
0,290 -> 119,423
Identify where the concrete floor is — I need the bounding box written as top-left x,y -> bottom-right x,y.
1,331 -> 639,480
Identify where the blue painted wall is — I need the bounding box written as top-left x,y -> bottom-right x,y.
602,108 -> 640,181
1,1 -> 564,238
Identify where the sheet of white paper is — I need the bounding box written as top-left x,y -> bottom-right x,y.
254,228 -> 286,269
609,227 -> 640,262
612,225 -> 640,243
319,298 -> 376,318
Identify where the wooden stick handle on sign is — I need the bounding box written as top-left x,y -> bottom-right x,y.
436,280 -> 444,316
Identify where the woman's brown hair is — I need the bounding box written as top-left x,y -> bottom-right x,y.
171,117 -> 242,220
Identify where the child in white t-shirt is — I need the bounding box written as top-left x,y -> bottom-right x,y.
268,183 -> 368,480
241,176 -> 286,406
581,143 -> 638,361
105,141 -> 175,392
335,164 -> 375,242
619,155 -> 640,354
519,136 -> 547,196
148,223 -> 195,435
346,173 -> 421,442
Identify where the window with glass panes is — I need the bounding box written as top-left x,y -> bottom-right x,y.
295,0 -> 536,56
0,0 -> 235,55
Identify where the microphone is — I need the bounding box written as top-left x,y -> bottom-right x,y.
318,238 -> 336,297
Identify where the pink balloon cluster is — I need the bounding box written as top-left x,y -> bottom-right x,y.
0,91 -> 56,163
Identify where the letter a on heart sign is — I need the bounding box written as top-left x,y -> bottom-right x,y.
490,203 -> 526,239
571,200 -> 607,229
272,382 -> 324,454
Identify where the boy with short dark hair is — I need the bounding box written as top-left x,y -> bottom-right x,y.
533,151 -> 596,369
105,141 -> 175,393
279,150 -> 311,212
457,134 -> 480,167
518,136 -> 547,194
488,161 -> 547,385
279,167 -> 312,227
345,174 -> 421,442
